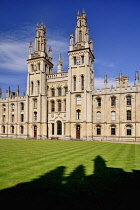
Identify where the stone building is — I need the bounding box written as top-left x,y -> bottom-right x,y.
0,11 -> 140,141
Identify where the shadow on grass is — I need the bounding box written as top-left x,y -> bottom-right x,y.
1,155 -> 140,209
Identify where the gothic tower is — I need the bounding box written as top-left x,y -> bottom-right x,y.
26,23 -> 53,139
66,10 -> 95,140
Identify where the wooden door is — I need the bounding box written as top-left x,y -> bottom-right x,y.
76,125 -> 80,139
34,126 -> 37,138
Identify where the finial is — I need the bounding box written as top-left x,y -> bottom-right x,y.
135,70 -> 139,81
70,33 -> 74,45
29,42 -> 32,54
16,85 -> 19,96
48,46 -> 52,58
77,10 -> 80,15
57,54 -> 63,73
82,8 -> 85,14
41,21 -> 43,27
0,88 -> 2,98
57,54 -> 62,65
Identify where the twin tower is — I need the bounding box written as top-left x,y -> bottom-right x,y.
26,10 -> 95,140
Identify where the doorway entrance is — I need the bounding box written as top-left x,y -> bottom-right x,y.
34,125 -> 37,138
76,125 -> 80,139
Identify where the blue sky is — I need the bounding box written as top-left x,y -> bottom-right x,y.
0,0 -> 140,96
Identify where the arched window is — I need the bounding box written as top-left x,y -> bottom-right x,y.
111,97 -> 116,106
76,109 -> 81,120
74,57 -> 76,65
38,41 -> 40,51
3,104 -> 6,112
34,111 -> 37,121
111,111 -> 116,121
21,126 -> 24,134
37,81 -> 40,94
64,87 -> 68,95
31,81 -> 34,95
64,100 -> 66,111
126,96 -> 131,105
79,31 -> 82,42
34,99 -> 37,108
81,75 -> 84,90
51,88 -> 55,97
12,114 -> 14,123
58,100 -> 61,112
21,102 -> 24,111
11,126 -> 14,134
97,125 -> 101,135
58,88 -> 62,96
21,114 -> 24,122
38,63 -> 40,70
74,76 -> 76,91
97,98 -> 101,107
97,112 -> 101,121
11,103 -> 15,111
31,64 -> 34,71
51,101 -> 55,112
3,115 -> 5,123
126,125 -> 132,135
111,125 -> 116,135
57,121 -> 62,135
2,126 -> 5,134
52,123 -> 54,135
127,110 -> 131,120
81,56 -> 84,64
76,96 -> 81,105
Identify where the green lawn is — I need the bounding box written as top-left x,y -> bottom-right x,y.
0,139 -> 140,209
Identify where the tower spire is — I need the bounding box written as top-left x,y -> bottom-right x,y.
57,54 -> 63,73
0,88 -> 2,98
104,74 -> 108,89
135,70 -> 139,86
34,23 -> 46,55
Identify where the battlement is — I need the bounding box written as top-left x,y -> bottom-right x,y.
93,85 -> 140,95
47,72 -> 68,80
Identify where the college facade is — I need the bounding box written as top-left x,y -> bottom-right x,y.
0,11 -> 140,141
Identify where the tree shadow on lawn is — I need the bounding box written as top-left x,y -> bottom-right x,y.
1,155 -> 140,210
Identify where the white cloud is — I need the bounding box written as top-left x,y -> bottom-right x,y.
0,40 -> 28,72
0,25 -> 69,73
94,77 -> 135,89
48,39 -> 68,70
94,77 -> 116,89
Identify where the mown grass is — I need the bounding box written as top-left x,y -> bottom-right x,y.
0,139 -> 140,209
0,139 -> 140,190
